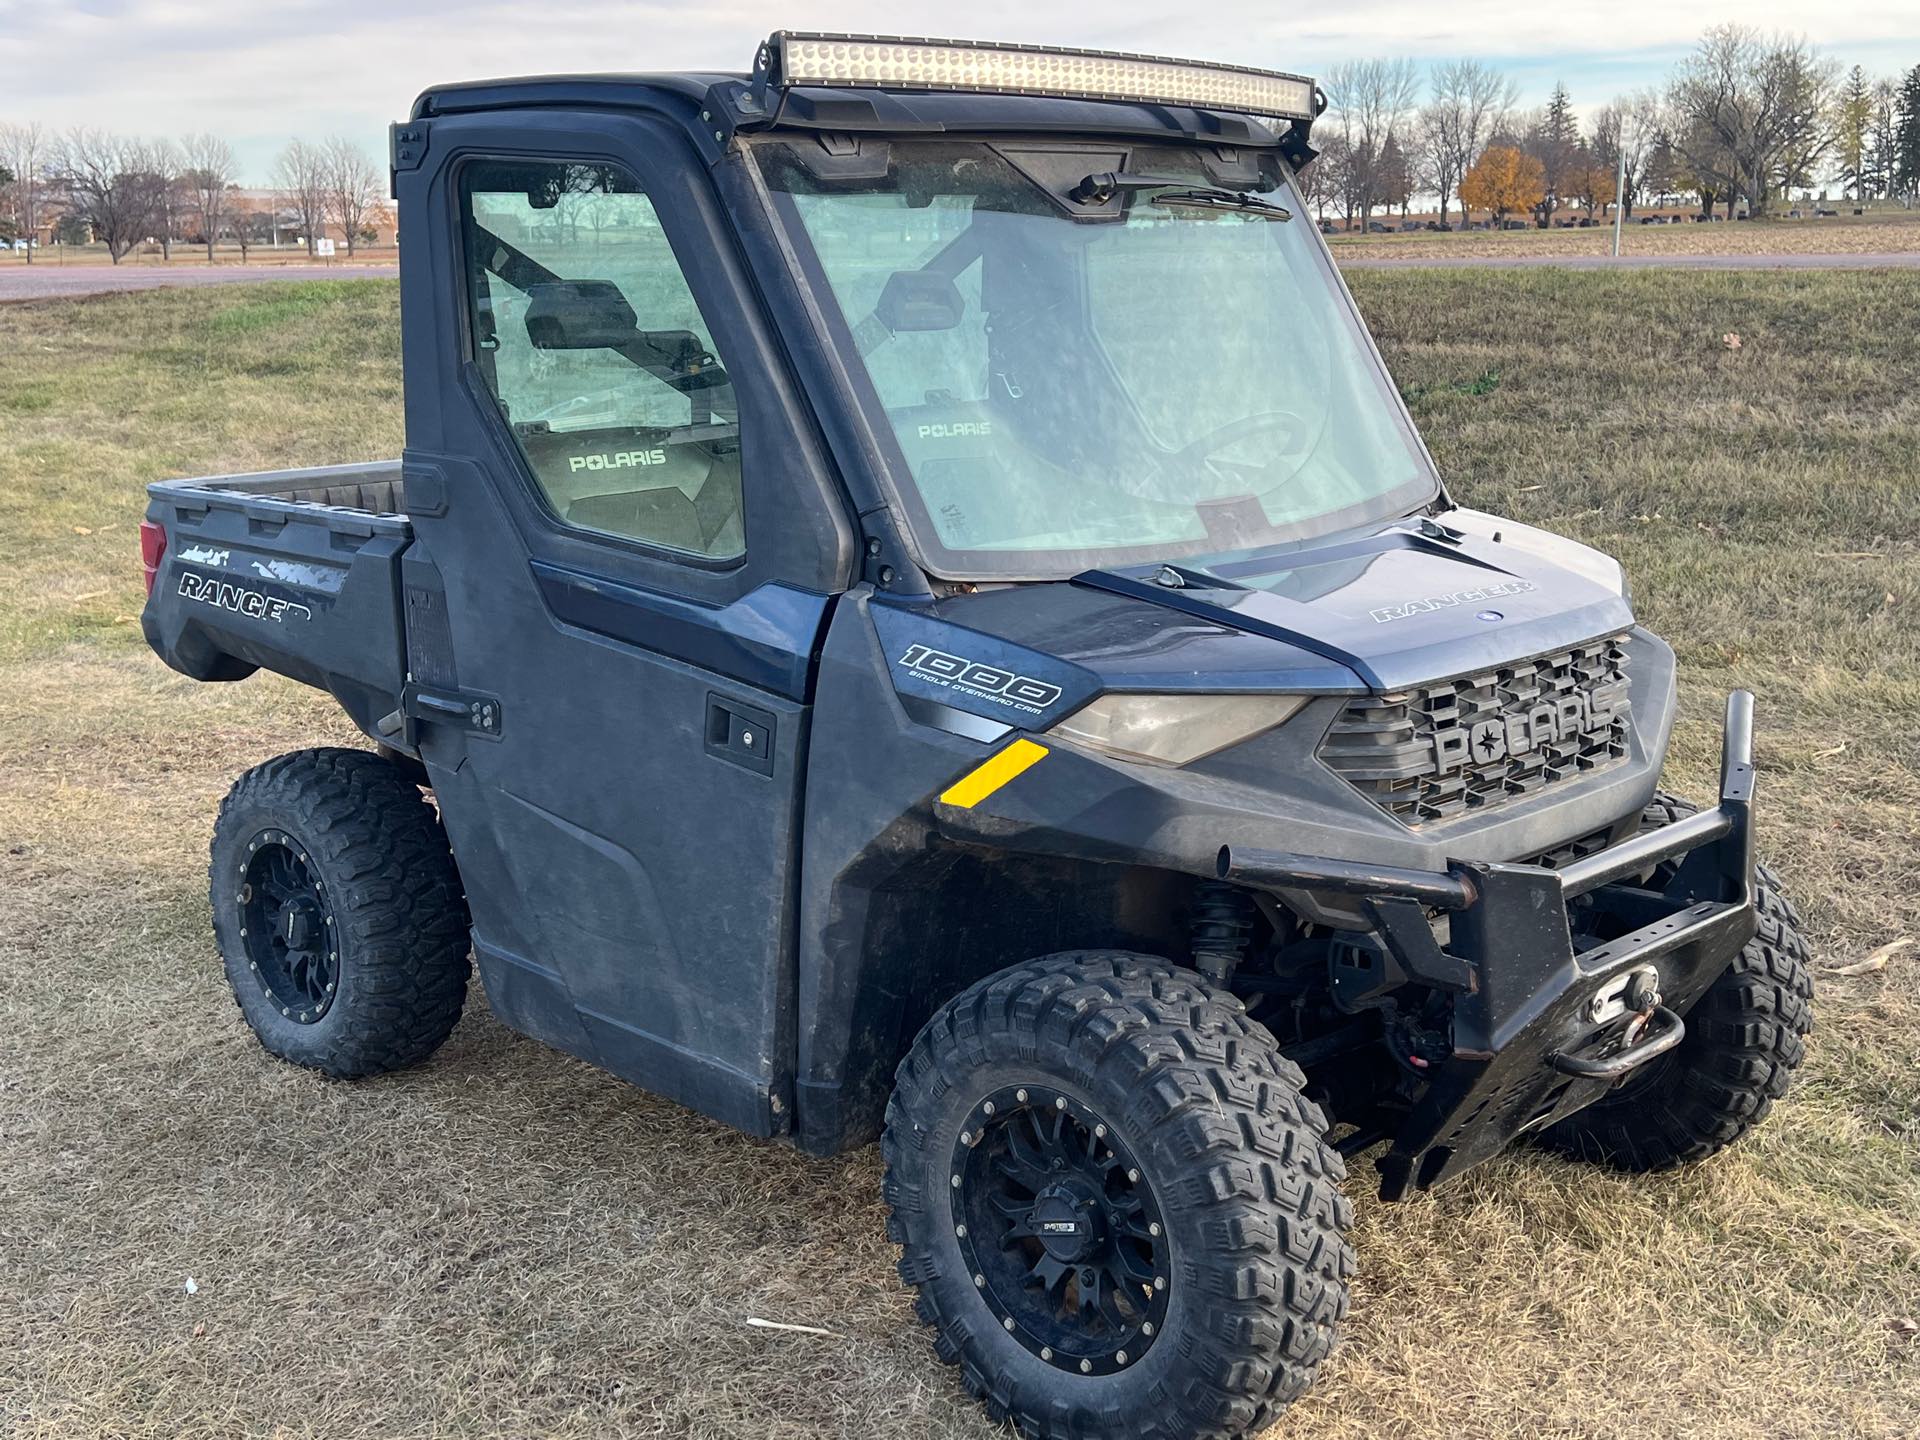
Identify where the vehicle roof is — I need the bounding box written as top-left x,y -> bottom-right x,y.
411,73 -> 1298,149
412,73 -> 742,119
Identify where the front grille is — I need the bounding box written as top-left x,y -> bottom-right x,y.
1318,634 -> 1632,826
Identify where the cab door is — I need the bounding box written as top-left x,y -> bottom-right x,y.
394,111 -> 855,1134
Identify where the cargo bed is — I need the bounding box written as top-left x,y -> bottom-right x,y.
141,460 -> 419,742
151,458 -> 411,526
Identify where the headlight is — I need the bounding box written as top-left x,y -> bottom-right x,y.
1049,693 -> 1307,767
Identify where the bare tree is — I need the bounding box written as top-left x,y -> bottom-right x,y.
1668,26 -> 1839,217
1323,58 -> 1422,230
1590,92 -> 1662,217
0,122 -> 49,261
275,139 -> 329,257
53,129 -> 171,263
1291,140 -> 1335,223
177,133 -> 239,263
146,139 -> 183,260
321,136 -> 381,257
1420,59 -> 1518,229
231,204 -> 273,261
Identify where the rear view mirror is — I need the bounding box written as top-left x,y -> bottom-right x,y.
524,279 -> 639,350
874,268 -> 966,333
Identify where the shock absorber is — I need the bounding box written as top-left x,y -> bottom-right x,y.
1188,880 -> 1257,987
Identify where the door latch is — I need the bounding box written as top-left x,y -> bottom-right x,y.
706,694 -> 775,776
376,684 -> 504,747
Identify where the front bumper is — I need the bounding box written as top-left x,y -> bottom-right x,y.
1220,691 -> 1760,1200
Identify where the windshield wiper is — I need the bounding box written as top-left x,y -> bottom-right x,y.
1149,188 -> 1292,222
1142,561 -> 1246,591
1069,171 -> 1192,204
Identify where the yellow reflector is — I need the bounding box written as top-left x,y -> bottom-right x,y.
939,738 -> 1049,809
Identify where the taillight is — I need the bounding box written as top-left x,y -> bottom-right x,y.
139,520 -> 167,597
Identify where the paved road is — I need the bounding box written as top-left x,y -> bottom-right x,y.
1336,251 -> 1920,271
0,262 -> 398,301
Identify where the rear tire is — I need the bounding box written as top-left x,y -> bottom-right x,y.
883,952 -> 1353,1440
1540,791 -> 1813,1170
209,747 -> 471,1079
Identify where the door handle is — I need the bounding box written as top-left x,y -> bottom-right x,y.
706,695 -> 775,776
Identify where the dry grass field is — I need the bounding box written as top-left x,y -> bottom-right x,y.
2,273 -> 1917,1439
1328,207 -> 1920,261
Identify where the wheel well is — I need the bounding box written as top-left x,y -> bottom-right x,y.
806,842 -> 1200,1151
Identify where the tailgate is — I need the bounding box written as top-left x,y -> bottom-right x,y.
140,476 -> 412,738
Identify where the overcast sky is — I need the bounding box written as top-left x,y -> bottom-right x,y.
2,0 -> 1916,182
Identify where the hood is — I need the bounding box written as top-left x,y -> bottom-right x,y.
1076,508 -> 1634,692
871,508 -> 1633,729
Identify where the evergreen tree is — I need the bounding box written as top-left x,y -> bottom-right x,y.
1835,66 -> 1874,200
1865,78 -> 1901,199
1897,64 -> 1920,202
1526,83 -> 1581,226
1375,131 -> 1413,217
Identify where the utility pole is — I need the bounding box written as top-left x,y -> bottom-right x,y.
1611,141 -> 1628,258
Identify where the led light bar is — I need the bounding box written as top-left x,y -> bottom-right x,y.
761,32 -> 1318,122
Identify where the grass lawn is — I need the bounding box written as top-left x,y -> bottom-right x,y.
1,273 -> 1916,1439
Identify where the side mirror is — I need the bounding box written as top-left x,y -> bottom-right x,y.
524,279 -> 639,350
874,268 -> 966,333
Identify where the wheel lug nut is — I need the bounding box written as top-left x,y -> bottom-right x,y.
1055,1096 -> 1067,1109
1116,1350 -> 1129,1364
1002,1317 -> 1015,1332
1079,1359 -> 1092,1373
1016,1089 -> 1028,1102
1149,1222 -> 1161,1237
973,1273 -> 985,1288
955,1224 -> 967,1238
951,1174 -> 962,1188
1142,1322 -> 1155,1336
982,1101 -> 995,1115
1153,1276 -> 1166,1291
1094,1124 -> 1106,1138
1040,1347 -> 1053,1361
1128,1169 -> 1140,1183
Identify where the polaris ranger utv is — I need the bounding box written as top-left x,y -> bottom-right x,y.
138,33 -> 1813,1440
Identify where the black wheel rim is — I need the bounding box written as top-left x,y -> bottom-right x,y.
951,1086 -> 1169,1376
236,830 -> 337,1024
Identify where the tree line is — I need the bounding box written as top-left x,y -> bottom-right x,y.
6,26 -> 1918,252
1295,26 -> 1920,230
0,126 -> 385,264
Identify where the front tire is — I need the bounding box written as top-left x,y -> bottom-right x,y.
1540,791 -> 1813,1170
883,952 -> 1353,1440
209,747 -> 471,1079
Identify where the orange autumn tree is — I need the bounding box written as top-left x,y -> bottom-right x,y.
1460,145 -> 1546,227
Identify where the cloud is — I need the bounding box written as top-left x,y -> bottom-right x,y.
1,0 -> 1914,180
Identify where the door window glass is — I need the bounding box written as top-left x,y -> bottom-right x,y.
461,159 -> 743,559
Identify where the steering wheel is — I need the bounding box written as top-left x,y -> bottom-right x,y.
1174,409 -> 1308,466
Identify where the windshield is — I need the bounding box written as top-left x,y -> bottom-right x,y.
752,138 -> 1441,579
